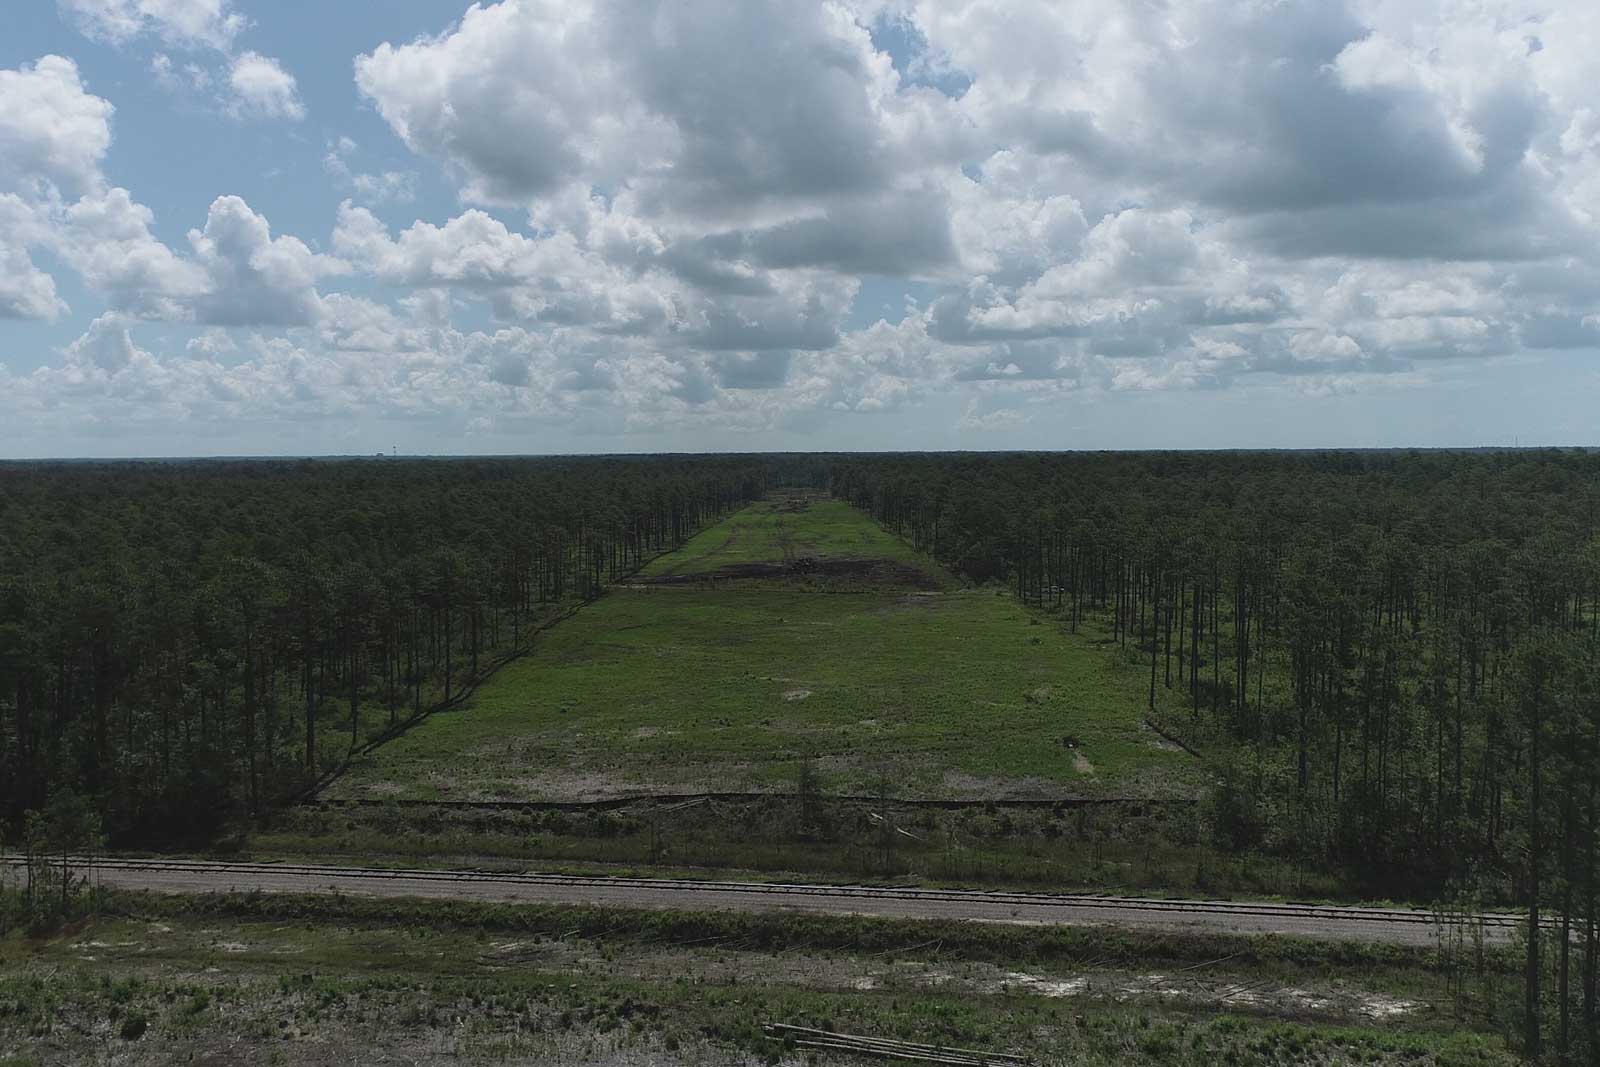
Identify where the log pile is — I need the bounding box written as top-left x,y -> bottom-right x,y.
762,1023 -> 1031,1066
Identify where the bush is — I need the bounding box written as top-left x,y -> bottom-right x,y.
1207,759 -> 1266,853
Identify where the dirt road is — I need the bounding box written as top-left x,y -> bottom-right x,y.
2,857 -> 1517,946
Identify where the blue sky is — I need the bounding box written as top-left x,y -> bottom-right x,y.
2,0 -> 1599,457
1,3 -> 474,365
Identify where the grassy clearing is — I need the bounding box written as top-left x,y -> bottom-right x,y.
330,588 -> 1191,800
639,492 -> 927,574
0,893 -> 1521,1066
330,495 -> 1192,803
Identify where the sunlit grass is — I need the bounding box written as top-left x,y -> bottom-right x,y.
333,499 -> 1193,802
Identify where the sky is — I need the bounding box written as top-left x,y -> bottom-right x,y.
2,0 -> 1599,458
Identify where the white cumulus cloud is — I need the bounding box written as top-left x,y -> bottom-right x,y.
11,0 -> 1600,451
56,0 -> 245,51
227,52 -> 304,121
0,56 -> 115,197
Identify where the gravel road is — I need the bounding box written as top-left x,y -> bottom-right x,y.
3,857 -> 1517,946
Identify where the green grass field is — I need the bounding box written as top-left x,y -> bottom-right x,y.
329,494 -> 1192,803
638,491 -> 928,574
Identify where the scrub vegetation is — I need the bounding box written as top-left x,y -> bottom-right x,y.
0,891 -> 1523,1067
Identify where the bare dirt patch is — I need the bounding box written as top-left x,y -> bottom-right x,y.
770,488 -> 829,513
986,970 -> 1421,1020
781,689 -> 812,702
1001,971 -> 1090,997
1073,752 -> 1097,775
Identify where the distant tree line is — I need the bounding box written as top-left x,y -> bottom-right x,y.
834,449 -> 1600,1061
0,456 -> 768,843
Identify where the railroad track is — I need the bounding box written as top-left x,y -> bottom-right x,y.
0,856 -> 1521,944
307,792 -> 1186,813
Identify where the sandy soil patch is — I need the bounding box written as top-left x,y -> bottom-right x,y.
1353,992 -> 1421,1019
1073,752 -> 1097,775
781,689 -> 812,702
1001,971 -> 1090,997
988,970 -> 1421,1020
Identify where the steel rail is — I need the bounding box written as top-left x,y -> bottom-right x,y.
0,855 -> 1522,931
